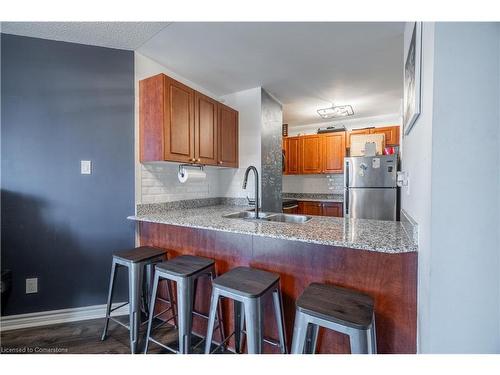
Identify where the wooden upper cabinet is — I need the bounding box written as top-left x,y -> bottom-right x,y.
346,126 -> 400,148
194,92 -> 218,165
139,74 -> 165,162
139,74 -> 194,163
346,128 -> 370,148
300,135 -> 322,174
165,77 -> 195,162
370,126 -> 400,146
218,103 -> 239,168
323,132 -> 346,173
286,136 -> 300,174
139,73 -> 238,168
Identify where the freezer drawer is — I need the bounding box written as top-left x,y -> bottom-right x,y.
345,188 -> 397,221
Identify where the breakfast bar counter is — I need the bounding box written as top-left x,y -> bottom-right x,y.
130,202 -> 417,354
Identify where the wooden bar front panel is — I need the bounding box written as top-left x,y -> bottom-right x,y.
139,222 -> 417,354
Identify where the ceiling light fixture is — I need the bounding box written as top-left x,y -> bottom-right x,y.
317,104 -> 354,119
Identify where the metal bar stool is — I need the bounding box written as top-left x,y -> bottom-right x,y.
291,283 -> 377,354
204,266 -> 287,354
144,255 -> 225,354
101,246 -> 175,354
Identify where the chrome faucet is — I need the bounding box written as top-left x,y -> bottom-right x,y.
242,165 -> 259,218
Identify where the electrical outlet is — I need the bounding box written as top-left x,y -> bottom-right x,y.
26,278 -> 38,294
81,160 -> 92,175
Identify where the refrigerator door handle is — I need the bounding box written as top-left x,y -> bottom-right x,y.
344,159 -> 350,188
344,188 -> 349,217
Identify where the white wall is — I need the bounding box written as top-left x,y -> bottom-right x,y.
400,22 -> 435,353
402,22 -> 500,353
427,22 -> 499,353
218,88 -> 262,200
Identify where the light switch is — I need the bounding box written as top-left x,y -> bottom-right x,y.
81,160 -> 92,175
26,278 -> 38,294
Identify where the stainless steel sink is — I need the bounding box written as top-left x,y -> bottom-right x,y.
223,211 -> 273,220
265,213 -> 312,223
223,211 -> 311,223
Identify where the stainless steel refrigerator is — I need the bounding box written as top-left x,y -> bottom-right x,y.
344,155 -> 398,221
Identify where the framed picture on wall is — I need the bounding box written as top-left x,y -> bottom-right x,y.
403,22 -> 422,136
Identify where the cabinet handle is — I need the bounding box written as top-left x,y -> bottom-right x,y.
196,158 -> 200,162
218,161 -> 223,164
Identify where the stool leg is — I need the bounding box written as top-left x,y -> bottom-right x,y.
349,329 -> 369,354
233,300 -> 245,353
144,271 -> 160,354
305,323 -> 319,354
165,280 -> 177,328
177,277 -> 195,354
290,310 -> 309,354
272,288 -> 287,354
142,263 -> 153,316
204,289 -> 220,354
210,268 -> 226,349
244,298 -> 263,354
367,314 -> 377,354
101,259 -> 118,341
128,262 -> 143,354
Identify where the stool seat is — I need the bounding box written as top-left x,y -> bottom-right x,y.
156,255 -> 214,277
113,246 -> 166,263
213,266 -> 280,298
297,283 -> 374,330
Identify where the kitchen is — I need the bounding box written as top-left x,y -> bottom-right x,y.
1,16 -> 499,367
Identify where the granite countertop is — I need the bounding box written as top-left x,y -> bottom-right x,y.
282,193 -> 344,203
129,204 -> 417,254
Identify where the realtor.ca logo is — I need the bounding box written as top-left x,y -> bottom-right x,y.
1,346 -> 69,354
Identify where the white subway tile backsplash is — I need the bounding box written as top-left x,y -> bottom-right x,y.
140,162 -> 221,204
282,174 -> 344,194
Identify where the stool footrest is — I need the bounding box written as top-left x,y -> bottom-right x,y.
147,336 -> 179,354
240,329 -> 281,348
109,317 -> 130,330
110,302 -> 129,313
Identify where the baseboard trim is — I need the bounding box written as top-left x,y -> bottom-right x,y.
0,302 -> 128,332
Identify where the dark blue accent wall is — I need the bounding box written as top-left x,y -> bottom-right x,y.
1,34 -> 135,315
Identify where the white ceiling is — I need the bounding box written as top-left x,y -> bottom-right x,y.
137,22 -> 404,125
1,22 -> 170,50
2,22 -> 404,126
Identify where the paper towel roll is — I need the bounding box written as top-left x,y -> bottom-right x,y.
178,168 -> 207,183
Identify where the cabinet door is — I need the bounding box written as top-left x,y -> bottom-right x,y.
346,129 -> 370,148
194,92 -> 218,165
218,104 -> 239,168
139,74 -> 165,162
300,201 -> 323,216
300,135 -> 322,174
286,137 -> 300,174
322,202 -> 343,217
370,126 -> 400,146
164,77 -> 195,163
323,132 -> 346,173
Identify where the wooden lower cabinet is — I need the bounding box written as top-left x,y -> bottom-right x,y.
322,202 -> 343,217
298,201 -> 343,217
139,222 -> 417,354
298,201 -> 323,216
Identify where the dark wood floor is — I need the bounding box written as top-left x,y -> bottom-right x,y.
0,316 -> 226,354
